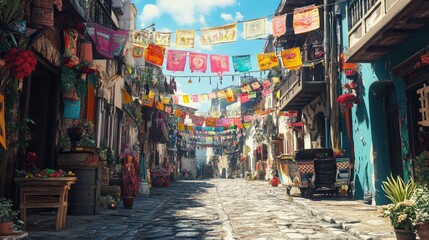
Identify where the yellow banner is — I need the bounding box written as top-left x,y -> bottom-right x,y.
257,52 -> 279,71
281,47 -> 302,70
148,90 -> 155,98
175,30 -> 195,48
178,122 -> 185,131
141,94 -> 154,107
154,32 -> 171,47
183,95 -> 190,104
201,23 -> 237,45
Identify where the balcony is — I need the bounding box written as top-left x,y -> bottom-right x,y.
65,0 -> 118,29
346,0 -> 429,62
278,66 -> 325,111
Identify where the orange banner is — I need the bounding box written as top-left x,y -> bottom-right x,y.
144,44 -> 166,66
257,52 -> 279,71
293,5 -> 320,34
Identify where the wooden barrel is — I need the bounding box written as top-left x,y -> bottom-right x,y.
29,0 -> 54,29
67,168 -> 101,215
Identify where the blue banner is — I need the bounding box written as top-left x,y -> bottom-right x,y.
232,55 -> 252,72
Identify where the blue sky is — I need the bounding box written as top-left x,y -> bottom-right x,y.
131,0 -> 280,112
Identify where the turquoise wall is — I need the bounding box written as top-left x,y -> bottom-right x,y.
340,3 -> 429,204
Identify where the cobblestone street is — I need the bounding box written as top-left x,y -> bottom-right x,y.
25,179 -> 395,240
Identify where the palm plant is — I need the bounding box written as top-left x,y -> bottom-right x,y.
381,174 -> 416,204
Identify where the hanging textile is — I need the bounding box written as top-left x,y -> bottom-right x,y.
201,23 -> 237,45
145,44 -> 166,67
94,24 -> 114,58
132,30 -> 150,47
243,115 -> 254,122
172,95 -> 179,104
189,52 -> 208,72
251,82 -> 261,90
262,88 -> 272,96
210,54 -> 230,77
248,92 -> 257,98
281,47 -> 302,70
183,95 -> 190,104
166,50 -> 187,72
0,95 -> 6,149
154,31 -> 171,47
175,30 -> 195,48
272,14 -> 287,37
155,101 -> 165,111
240,93 -> 250,103
123,90 -> 133,104
241,84 -> 252,93
205,117 -> 216,127
243,18 -> 267,40
199,94 -> 207,101
174,109 -> 182,117
216,91 -> 226,99
257,52 -> 279,70
263,79 -> 271,89
178,122 -> 185,131
63,100 -> 81,119
208,92 -> 217,99
112,30 -> 129,56
131,44 -> 145,66
232,55 -> 252,72
293,4 -> 320,34
192,94 -> 199,103
142,94 -> 154,107
170,77 -> 177,92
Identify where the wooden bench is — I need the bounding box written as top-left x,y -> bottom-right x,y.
14,177 -> 77,231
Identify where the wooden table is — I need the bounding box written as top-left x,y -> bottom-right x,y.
14,177 -> 77,231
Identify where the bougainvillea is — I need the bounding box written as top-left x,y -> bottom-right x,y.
4,48 -> 37,80
336,93 -> 359,110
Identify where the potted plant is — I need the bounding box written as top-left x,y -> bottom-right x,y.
412,185 -> 429,239
379,175 -> 417,239
0,198 -> 23,235
414,151 -> 429,186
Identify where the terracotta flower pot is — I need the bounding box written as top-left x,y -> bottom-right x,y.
416,223 -> 429,240
0,222 -> 14,235
122,196 -> 134,209
394,229 -> 416,240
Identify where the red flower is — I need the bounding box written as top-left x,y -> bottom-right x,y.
337,93 -> 359,110
4,48 -> 37,80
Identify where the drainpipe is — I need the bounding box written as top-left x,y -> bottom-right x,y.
324,0 -> 331,149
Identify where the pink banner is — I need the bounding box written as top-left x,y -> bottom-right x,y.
210,54 -> 230,76
263,80 -> 271,89
272,14 -> 287,37
95,24 -> 114,58
240,93 -> 250,103
262,88 -> 272,96
192,94 -> 199,103
243,115 -> 254,122
172,95 -> 179,104
189,52 -> 208,72
216,118 -> 223,127
166,50 -> 187,72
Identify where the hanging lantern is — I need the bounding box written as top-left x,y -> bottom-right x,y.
79,40 -> 93,63
29,0 -> 54,29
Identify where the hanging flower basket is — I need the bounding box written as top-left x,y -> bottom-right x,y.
337,93 -> 359,112
4,48 -> 37,80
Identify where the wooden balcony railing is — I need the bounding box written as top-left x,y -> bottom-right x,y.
278,65 -> 325,111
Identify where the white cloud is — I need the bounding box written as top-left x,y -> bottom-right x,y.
199,15 -> 207,26
220,11 -> 244,22
138,0 -> 236,27
139,4 -> 161,28
234,12 -> 244,21
220,13 -> 234,21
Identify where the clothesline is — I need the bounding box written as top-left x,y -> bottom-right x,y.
138,0 -> 347,33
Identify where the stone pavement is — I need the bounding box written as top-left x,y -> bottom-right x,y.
23,179 -> 397,240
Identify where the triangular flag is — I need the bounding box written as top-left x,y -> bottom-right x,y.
123,90 -> 133,104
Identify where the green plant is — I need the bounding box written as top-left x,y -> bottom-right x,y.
379,200 -> 416,231
0,198 -> 23,229
412,185 -> 429,223
414,151 -> 429,186
381,175 -> 416,204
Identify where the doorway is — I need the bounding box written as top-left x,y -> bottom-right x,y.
24,63 -> 60,169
